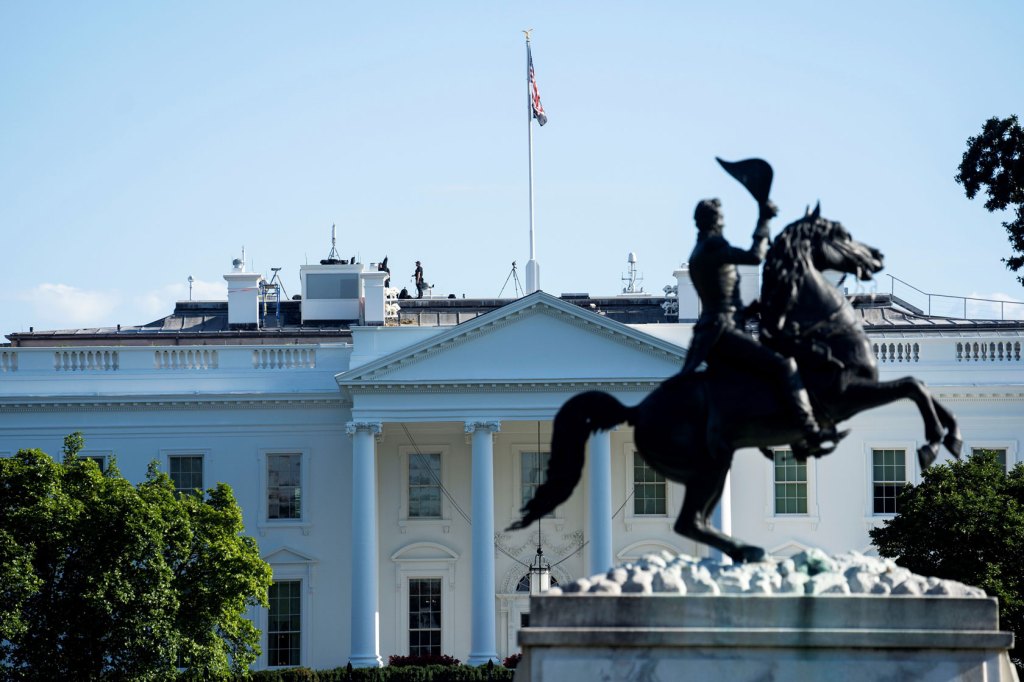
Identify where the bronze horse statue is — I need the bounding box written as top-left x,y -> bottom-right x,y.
509,208 -> 962,563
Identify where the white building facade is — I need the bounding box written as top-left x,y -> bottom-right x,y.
1,259 -> 1022,670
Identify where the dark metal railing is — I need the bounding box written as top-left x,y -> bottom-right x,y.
886,275 -> 1024,321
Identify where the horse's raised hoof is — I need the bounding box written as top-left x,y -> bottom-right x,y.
730,545 -> 766,564
944,432 -> 963,459
917,443 -> 940,470
792,428 -> 849,461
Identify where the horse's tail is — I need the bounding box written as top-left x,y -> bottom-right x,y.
507,391 -> 633,531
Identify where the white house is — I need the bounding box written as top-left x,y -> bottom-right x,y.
2,255 -> 1021,670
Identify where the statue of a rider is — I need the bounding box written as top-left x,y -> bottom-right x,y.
682,160 -> 838,458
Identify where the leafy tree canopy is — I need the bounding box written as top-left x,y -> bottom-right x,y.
870,450 -> 1024,671
0,434 -> 272,681
955,115 -> 1024,283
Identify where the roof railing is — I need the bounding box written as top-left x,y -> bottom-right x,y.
886,275 -> 1024,321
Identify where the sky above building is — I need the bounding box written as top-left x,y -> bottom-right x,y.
2,1 -> 1023,333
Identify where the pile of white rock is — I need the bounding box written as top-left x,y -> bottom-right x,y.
547,549 -> 986,598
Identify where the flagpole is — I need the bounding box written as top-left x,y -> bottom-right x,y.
524,30 -> 540,294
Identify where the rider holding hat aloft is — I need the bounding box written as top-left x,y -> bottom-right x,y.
683,161 -> 838,459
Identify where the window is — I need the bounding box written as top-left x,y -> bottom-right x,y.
633,452 -> 666,515
872,449 -> 906,514
774,449 -> 807,514
971,447 -> 1008,471
408,578 -> 441,657
268,454 -> 301,520
268,580 -> 301,667
85,455 -> 106,472
305,273 -> 359,299
521,451 -> 550,509
409,453 -> 442,518
169,455 -> 203,494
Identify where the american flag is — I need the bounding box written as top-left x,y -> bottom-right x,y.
528,45 -> 547,126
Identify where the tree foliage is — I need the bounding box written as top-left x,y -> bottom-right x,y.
0,434 -> 272,680
955,115 -> 1024,283
869,450 -> 1024,671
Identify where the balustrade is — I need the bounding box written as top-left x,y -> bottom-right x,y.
252,347 -> 316,369
154,349 -> 218,370
53,350 -> 118,372
872,342 -> 920,363
956,341 -> 1022,362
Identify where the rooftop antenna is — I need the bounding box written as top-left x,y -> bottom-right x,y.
327,224 -> 341,261
499,261 -> 525,298
188,275 -> 194,301
321,224 -> 345,265
621,252 -> 644,294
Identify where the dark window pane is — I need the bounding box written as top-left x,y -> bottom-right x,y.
409,454 -> 442,518
633,452 -> 666,515
408,577 -> 442,656
268,454 -> 301,519
169,455 -> 203,494
268,580 -> 301,667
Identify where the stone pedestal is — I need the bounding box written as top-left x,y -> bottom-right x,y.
514,552 -> 1018,682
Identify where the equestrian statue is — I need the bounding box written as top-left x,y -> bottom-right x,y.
509,158 -> 962,563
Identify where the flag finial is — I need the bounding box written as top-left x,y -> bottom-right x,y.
522,28 -> 533,42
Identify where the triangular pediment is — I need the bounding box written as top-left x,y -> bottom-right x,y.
262,546 -> 318,564
336,292 -> 684,388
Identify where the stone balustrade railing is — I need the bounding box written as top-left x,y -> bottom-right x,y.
872,341 -> 920,363
54,350 -> 119,372
955,340 -> 1022,362
154,349 -> 219,370
0,335 -> 1021,380
252,347 -> 316,369
0,344 -> 334,377
868,335 -> 1023,364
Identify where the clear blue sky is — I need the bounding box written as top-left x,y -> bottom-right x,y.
2,1 -> 1023,333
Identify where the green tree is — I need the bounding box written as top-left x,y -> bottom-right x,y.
869,450 -> 1024,672
0,434 -> 272,681
955,115 -> 1024,284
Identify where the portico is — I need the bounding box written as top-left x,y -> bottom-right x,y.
336,292 -> 687,666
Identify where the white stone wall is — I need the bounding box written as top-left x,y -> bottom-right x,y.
2,310 -> 1023,670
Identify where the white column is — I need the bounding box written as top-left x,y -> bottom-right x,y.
347,420 -> 383,668
465,420 -> 501,666
587,430 -> 614,574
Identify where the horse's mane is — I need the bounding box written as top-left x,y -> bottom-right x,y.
761,212 -> 842,334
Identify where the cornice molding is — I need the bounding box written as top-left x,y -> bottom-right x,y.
343,379 -> 665,394
932,389 -> 1024,402
0,394 -> 348,414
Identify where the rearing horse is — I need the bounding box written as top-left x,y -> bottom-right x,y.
509,208 -> 961,563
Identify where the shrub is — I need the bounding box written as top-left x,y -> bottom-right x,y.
388,654 -> 461,668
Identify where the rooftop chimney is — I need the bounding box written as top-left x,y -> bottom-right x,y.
224,259 -> 263,328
